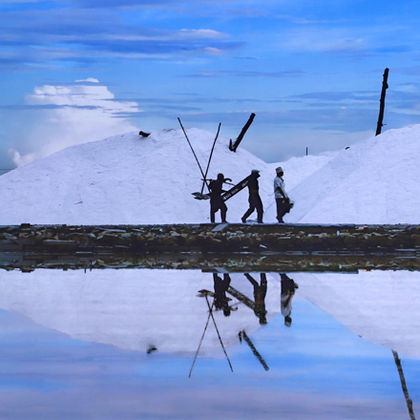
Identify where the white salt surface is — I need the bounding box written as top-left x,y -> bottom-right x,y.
289,125 -> 420,224
1,124 -> 419,224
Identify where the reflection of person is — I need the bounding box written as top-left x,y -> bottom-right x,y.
274,167 -> 291,223
241,169 -> 263,223
213,273 -> 231,317
245,273 -> 267,324
280,273 -> 298,327
209,173 -> 228,223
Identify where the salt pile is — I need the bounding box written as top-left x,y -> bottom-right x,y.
288,125 -> 420,224
0,128 -> 269,224
0,124 -> 419,224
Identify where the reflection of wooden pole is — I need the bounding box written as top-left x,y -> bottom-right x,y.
376,68 -> 389,136
227,286 -> 255,310
189,297 -> 214,378
392,350 -> 416,420
204,294 -> 233,372
240,330 -> 269,371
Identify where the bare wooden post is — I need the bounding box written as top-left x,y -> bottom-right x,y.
229,113 -> 256,152
305,146 -> 309,156
392,350 -> 416,420
239,330 -> 269,371
376,68 -> 389,136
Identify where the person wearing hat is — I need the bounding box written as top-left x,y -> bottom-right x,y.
208,173 -> 228,223
274,166 -> 292,223
241,169 -> 263,223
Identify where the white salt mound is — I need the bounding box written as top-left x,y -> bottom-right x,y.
0,128 -> 269,224
1,124 -> 419,224
288,125 -> 420,224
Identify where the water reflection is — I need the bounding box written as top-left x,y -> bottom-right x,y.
280,273 -> 298,327
0,268 -> 419,419
0,269 -> 281,356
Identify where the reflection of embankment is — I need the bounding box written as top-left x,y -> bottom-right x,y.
294,271 -> 420,358
0,269 -> 280,356
1,252 -> 418,272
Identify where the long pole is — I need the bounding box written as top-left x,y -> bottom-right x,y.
204,294 -> 233,372
200,122 -> 221,194
392,350 -> 416,420
376,68 -> 389,136
177,117 -> 209,191
188,298 -> 214,378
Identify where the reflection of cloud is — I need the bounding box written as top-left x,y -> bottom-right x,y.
10,79 -> 140,166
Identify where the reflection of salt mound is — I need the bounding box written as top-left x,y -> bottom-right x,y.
289,125 -> 420,223
0,269 -> 280,356
294,271 -> 420,358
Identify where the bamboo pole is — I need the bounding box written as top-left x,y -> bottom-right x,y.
200,123 -> 221,194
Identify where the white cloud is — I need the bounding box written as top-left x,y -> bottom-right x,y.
204,47 -> 225,55
279,28 -> 367,53
178,29 -> 227,39
75,78 -> 100,83
10,80 -> 141,166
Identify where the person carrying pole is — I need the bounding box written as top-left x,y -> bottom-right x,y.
209,173 -> 228,223
241,169 -> 263,223
274,166 -> 292,223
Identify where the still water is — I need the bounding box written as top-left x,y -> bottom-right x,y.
0,268 -> 419,419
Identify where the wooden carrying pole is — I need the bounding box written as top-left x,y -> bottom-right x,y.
200,123 -> 221,194
178,117 -> 210,192
376,68 -> 389,136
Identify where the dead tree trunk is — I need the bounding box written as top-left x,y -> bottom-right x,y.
376,68 -> 389,136
239,330 -> 269,371
392,350 -> 416,420
229,113 -> 255,152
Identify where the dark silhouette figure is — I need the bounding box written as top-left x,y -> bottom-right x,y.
213,273 -> 231,317
241,169 -> 263,223
245,273 -> 267,324
280,273 -> 298,327
274,166 -> 292,223
209,173 -> 228,223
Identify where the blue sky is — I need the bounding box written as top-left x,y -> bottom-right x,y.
1,0 -> 420,168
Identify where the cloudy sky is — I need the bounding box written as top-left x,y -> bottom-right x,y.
1,0 -> 420,168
